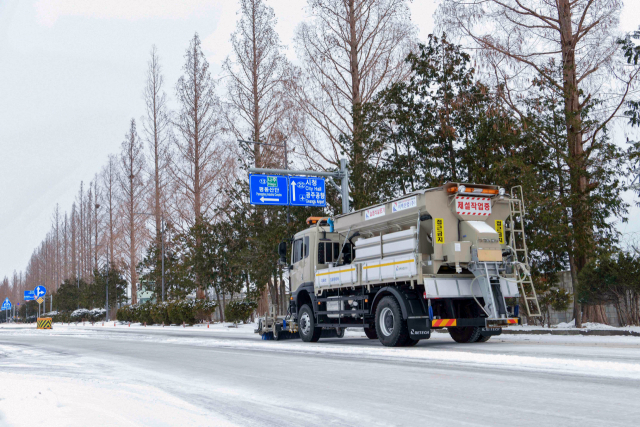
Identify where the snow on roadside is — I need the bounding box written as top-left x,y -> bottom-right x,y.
0,344 -> 236,427
512,320 -> 640,333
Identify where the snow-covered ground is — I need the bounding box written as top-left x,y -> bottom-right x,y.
1,323 -> 639,426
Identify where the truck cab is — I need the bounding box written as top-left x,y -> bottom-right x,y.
288,218 -> 342,294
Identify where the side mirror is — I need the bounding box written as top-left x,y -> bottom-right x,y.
278,241 -> 287,264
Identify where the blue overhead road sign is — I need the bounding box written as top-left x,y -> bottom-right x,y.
289,176 -> 326,207
24,290 -> 35,301
250,175 -> 288,205
34,285 -> 47,298
1,299 -> 11,310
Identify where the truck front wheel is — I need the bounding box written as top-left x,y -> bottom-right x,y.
375,296 -> 410,347
298,305 -> 321,342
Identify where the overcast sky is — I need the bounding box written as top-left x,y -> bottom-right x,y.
0,0 -> 638,280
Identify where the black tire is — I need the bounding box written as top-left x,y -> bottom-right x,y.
298,305 -> 321,342
403,338 -> 419,347
364,327 -> 378,340
448,326 -> 482,343
476,334 -> 491,343
335,327 -> 345,338
375,296 -> 410,347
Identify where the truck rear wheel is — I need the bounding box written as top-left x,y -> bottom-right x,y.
448,326 -> 482,343
375,296 -> 410,347
298,305 -> 321,342
476,334 -> 491,343
364,327 -> 378,340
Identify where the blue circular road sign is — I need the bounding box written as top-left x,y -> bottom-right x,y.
34,285 -> 47,298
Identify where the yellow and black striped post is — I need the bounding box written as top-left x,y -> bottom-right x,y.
37,317 -> 52,329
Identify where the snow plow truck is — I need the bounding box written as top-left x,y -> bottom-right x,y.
256,183 -> 541,346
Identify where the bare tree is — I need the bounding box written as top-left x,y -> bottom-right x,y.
173,33 -> 230,226
101,155 -> 119,267
292,0 -> 416,170
224,0 -> 290,168
142,45 -> 172,253
437,0 -> 640,327
118,119 -> 148,305
173,33 -> 232,298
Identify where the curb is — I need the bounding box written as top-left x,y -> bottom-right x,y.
431,328 -> 640,337
501,329 -> 640,337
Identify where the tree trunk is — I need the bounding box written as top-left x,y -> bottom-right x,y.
582,304 -> 608,325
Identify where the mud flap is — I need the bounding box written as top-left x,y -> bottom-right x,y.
408,317 -> 431,340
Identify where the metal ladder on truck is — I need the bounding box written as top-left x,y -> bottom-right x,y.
508,186 -> 541,317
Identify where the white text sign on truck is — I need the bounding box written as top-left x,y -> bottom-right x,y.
455,196 -> 491,216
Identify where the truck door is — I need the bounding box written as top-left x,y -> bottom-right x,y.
291,236 -> 310,290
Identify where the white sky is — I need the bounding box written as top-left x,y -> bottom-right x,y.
0,0 -> 638,279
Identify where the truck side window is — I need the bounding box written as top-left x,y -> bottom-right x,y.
293,239 -> 303,263
318,242 -> 326,264
326,241 -> 333,262
304,236 -> 309,259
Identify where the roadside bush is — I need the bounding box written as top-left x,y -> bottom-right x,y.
71,308 -> 106,322
116,299 -> 216,325
116,305 -> 134,322
167,300 -> 193,324
194,299 -> 217,322
225,300 -> 258,324
49,311 -> 71,323
151,302 -> 170,325
135,301 -> 155,325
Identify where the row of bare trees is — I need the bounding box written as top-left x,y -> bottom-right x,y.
1,0 -> 418,306
1,33 -> 238,305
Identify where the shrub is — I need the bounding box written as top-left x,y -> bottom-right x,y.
116,305 -> 134,322
135,301 -> 155,325
224,300 -> 258,324
116,299 -> 217,325
70,308 -> 106,322
151,302 -> 170,325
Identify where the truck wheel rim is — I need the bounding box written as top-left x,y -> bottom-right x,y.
380,307 -> 394,336
300,312 -> 311,335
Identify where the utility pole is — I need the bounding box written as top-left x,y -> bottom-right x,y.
105,250 -> 109,322
77,257 -> 80,310
161,217 -> 165,302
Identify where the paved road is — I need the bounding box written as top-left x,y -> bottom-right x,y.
1,326 -> 639,426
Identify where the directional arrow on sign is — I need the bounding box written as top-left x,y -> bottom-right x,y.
260,197 -> 280,202
291,181 -> 296,201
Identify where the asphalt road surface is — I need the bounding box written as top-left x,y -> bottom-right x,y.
1,325 -> 638,426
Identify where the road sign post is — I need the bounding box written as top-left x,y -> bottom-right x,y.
2,299 -> 11,322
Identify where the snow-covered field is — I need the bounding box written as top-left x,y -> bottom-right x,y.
1,322 -> 639,426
